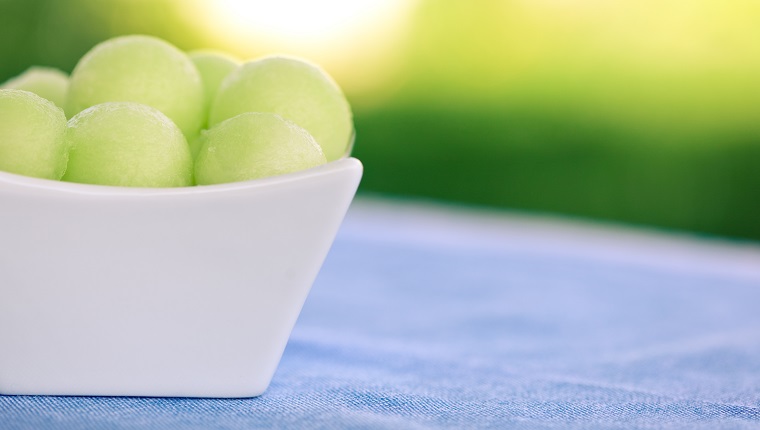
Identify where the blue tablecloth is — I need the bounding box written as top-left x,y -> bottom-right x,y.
3,198 -> 760,429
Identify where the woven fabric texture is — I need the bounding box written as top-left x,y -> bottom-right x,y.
2,199 -> 760,429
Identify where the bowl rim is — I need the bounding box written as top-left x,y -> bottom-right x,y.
0,157 -> 362,197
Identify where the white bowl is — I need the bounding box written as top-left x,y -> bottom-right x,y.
0,158 -> 362,398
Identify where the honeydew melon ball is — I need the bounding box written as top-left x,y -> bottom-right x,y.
188,134 -> 206,160
188,50 -> 239,128
63,102 -> 192,187
209,56 -> 353,162
66,35 -> 204,137
2,67 -> 69,109
0,89 -> 68,180
195,112 -> 326,185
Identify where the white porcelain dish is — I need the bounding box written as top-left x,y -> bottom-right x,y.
0,157 -> 362,398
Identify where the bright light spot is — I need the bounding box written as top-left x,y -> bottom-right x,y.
207,0 -> 405,48
197,0 -> 417,101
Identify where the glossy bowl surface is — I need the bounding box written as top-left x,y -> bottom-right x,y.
0,158 -> 362,397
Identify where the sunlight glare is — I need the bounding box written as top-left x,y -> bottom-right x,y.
198,0 -> 416,101
208,0 -> 402,48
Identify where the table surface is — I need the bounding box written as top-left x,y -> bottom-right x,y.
3,198 -> 760,429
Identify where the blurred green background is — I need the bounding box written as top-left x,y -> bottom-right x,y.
2,0 -> 758,240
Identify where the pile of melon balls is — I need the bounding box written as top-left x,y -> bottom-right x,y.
0,35 -> 353,187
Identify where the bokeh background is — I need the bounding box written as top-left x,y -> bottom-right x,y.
2,0 -> 758,240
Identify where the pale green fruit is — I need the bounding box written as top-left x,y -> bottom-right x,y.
209,56 -> 353,162
66,35 -> 204,138
2,67 -> 69,109
189,134 -> 206,160
63,102 -> 192,188
195,112 -> 326,185
0,89 -> 68,180
188,50 -> 239,129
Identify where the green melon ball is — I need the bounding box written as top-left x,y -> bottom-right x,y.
0,89 -> 68,180
188,133 -> 206,160
209,56 -> 353,162
2,67 -> 69,109
62,102 -> 192,187
195,112 -> 326,185
188,50 -> 239,128
66,35 -> 204,138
